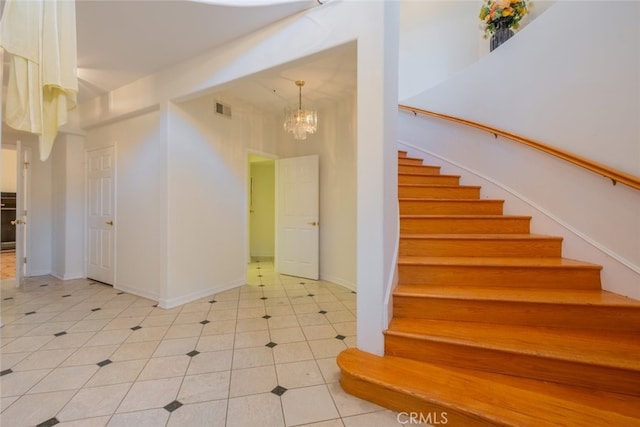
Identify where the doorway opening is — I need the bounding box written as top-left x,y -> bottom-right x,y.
248,154 -> 276,264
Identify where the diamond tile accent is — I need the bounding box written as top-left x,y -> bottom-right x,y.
54,331 -> 67,337
351,291 -> 356,294
335,335 -> 346,340
259,284 -> 265,287
265,342 -> 278,348
271,385 -> 287,396
164,400 -> 183,412
256,266 -> 262,270
258,275 -> 263,278
40,284 -> 48,287
91,308 -> 101,312
97,359 -> 112,367
117,292 -> 125,295
61,295 -> 71,298
0,369 -> 13,376
153,304 -> 158,307
186,350 -> 200,357
208,300 -> 217,304
131,326 -> 142,331
199,320 -> 210,325
299,282 -> 305,285
3,297 -> 13,300
37,418 -> 60,427
318,310 -> 327,315
307,294 -> 315,297
260,297 -> 268,300
262,315 -> 272,319
25,311 -> 36,315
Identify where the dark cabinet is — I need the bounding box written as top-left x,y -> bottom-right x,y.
1,192 -> 16,251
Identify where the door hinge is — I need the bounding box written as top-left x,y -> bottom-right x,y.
23,162 -> 30,169
24,257 -> 27,264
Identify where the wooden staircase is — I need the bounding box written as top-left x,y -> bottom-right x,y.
338,151 -> 640,426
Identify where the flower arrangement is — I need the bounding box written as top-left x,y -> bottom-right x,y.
479,0 -> 529,38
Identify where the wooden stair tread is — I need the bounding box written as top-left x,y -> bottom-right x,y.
398,172 -> 460,178
387,318 -> 640,371
398,184 -> 480,189
398,256 -> 602,269
400,233 -> 561,241
400,214 -> 531,220
338,348 -> 640,426
394,285 -> 640,307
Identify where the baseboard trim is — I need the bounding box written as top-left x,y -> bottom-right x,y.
51,272 -> 85,281
158,279 -> 245,309
115,283 -> 160,303
319,274 -> 356,293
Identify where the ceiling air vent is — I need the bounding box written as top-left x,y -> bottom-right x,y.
215,101 -> 232,118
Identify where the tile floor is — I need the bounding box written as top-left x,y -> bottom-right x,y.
0,261 -> 409,426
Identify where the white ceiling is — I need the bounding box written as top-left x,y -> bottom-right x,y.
2,0 -> 356,120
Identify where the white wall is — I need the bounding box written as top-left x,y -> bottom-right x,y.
51,134 -> 85,280
164,96 -> 280,306
250,161 -> 275,258
79,1 -> 398,354
398,0 -> 556,101
398,1 -> 640,299
84,111 -> 163,300
1,148 -> 17,192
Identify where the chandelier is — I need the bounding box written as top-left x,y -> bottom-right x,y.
284,80 -> 317,140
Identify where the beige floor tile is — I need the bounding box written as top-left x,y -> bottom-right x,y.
177,371 -> 230,403
186,350 -> 233,375
57,383 -> 132,421
297,419 -> 345,427
85,359 -> 147,387
269,327 -> 306,344
342,410 -> 406,427
152,337 -> 199,357
66,319 -> 111,333
118,306 -> 154,318
332,322 -> 357,337
0,323 -> 38,338
125,325 -> 169,343
0,390 -> 76,427
137,355 -> 190,381
281,384 -> 340,426
140,315 -> 176,327
233,330 -> 269,349
266,305 -> 296,316
208,300 -> 238,311
107,408 -> 169,427
0,368 -> 52,397
61,345 -> 119,367
23,321 -> 77,336
167,400 -> 227,427
102,316 -> 145,331
109,341 -> 159,361
56,416 -> 111,427
173,312 -> 208,325
207,309 -> 238,321
308,338 -> 348,359
201,319 -> 236,336
0,395 -> 19,411
84,309 -> 125,320
0,351 -> 30,370
326,382 -> 385,417
297,313 -> 331,327
226,393 -> 285,427
27,364 -> 99,394
235,317 -> 268,332
196,333 -> 234,352
40,332 -> 96,350
179,302 -> 212,314
85,329 -> 132,347
232,346 -> 274,369
316,357 -> 341,384
116,377 -> 182,413
161,324 -> 201,341
12,347 -> 76,371
276,360 -> 325,389
1,335 -> 55,353
229,365 -> 277,397
302,324 -> 338,340
268,315 -> 300,330
272,341 -> 314,364
237,306 -> 266,319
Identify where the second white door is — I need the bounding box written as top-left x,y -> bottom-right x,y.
87,147 -> 116,284
276,154 -> 319,280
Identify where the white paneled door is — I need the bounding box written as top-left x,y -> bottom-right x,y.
87,147 -> 116,284
276,154 -> 319,280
